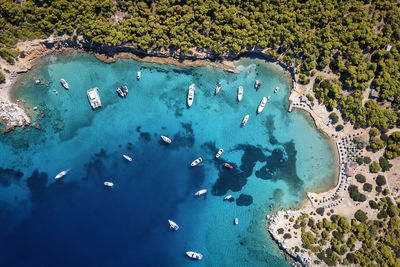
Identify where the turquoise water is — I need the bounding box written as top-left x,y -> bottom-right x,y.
0,52 -> 336,266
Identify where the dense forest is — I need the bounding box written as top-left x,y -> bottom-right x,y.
0,0 -> 400,154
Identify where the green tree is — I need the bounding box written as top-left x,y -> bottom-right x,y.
370,162 -> 380,173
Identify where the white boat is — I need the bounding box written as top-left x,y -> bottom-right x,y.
215,82 -> 221,95
55,170 -> 68,179
137,71 -> 141,80
274,86 -> 279,93
168,220 -> 179,231
224,195 -> 232,200
257,97 -> 267,113
267,95 -> 271,100
254,80 -> 261,89
241,114 -> 249,126
234,218 -> 238,225
215,148 -> 224,158
87,88 -> 101,109
237,86 -> 243,102
123,154 -> 132,162
104,181 -> 114,187
190,157 -> 202,167
195,189 -> 207,196
161,135 -> 172,144
186,251 -> 203,260
60,78 -> 69,90
187,84 -> 195,107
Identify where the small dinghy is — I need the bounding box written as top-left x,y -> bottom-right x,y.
187,84 -> 195,107
60,78 -> 69,90
257,97 -> 267,114
190,157 -> 202,167
168,220 -> 179,231
223,163 -> 233,169
137,71 -> 141,80
224,195 -> 232,201
116,87 -> 125,97
254,80 -> 261,90
186,251 -> 203,260
234,218 -> 238,225
104,181 -> 114,187
123,154 -> 132,162
241,114 -> 249,127
195,189 -> 207,197
215,148 -> 224,158
237,86 -> 243,102
274,86 -> 279,93
267,95 -> 271,100
161,135 -> 172,144
55,169 -> 69,179
215,82 -> 222,95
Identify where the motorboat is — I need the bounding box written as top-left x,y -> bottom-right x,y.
55,169 -> 68,179
60,78 -> 69,90
187,84 -> 195,107
190,157 -> 202,167
274,86 -> 279,93
254,80 -> 261,89
215,82 -> 221,95
223,163 -> 233,169
186,251 -> 203,260
215,148 -> 224,158
257,97 -> 267,113
121,85 -> 128,95
168,220 -> 179,231
267,96 -> 271,100
87,88 -> 102,109
241,114 -> 249,126
116,87 -> 125,97
104,181 -> 114,187
161,135 -> 172,144
137,71 -> 141,80
224,195 -> 232,200
234,218 -> 238,225
123,154 -> 132,162
237,86 -> 243,102
195,189 -> 207,196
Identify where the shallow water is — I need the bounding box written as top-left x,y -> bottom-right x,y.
0,52 -> 336,266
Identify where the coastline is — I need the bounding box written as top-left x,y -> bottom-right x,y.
0,35 -> 363,266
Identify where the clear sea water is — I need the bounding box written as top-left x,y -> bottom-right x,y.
0,52 -> 336,266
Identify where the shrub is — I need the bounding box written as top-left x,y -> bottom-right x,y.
376,175 -> 386,186
380,133 -> 389,143
356,157 -> 363,165
369,128 -> 380,137
383,188 -> 389,196
283,233 -> 292,239
377,210 -> 388,219
346,253 -> 355,264
376,186 -> 382,192
335,125 -> 344,131
316,207 -> 325,216
306,93 -> 314,102
354,209 -> 368,222
379,157 -> 392,171
363,183 -> 372,192
355,174 -> 366,183
0,71 -> 5,84
369,137 -> 385,152
370,162 -> 380,173
348,185 -> 366,202
369,200 -> 378,209
329,112 -> 339,124
363,157 -> 371,164
277,228 -> 284,234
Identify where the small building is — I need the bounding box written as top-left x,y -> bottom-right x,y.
369,89 -> 379,99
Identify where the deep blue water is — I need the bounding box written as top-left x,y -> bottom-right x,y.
0,52 -> 336,266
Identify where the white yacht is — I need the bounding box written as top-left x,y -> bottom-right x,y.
234,218 -> 238,225
215,148 -> 224,158
104,181 -> 114,187
241,114 -> 249,126
224,195 -> 232,200
215,82 -> 221,95
55,169 -> 68,179
195,189 -> 207,196
187,84 -> 195,107
186,251 -> 203,260
237,86 -> 243,102
190,157 -> 202,167
137,71 -> 141,80
87,88 -> 101,109
257,97 -> 267,114
168,220 -> 179,231
274,86 -> 279,93
161,135 -> 172,144
60,78 -> 69,90
123,154 -> 132,162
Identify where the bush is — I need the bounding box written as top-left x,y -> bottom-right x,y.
283,233 -> 292,239
369,128 -> 380,137
356,157 -> 363,165
369,200 -> 378,209
383,188 -> 389,196
376,186 -> 382,192
370,162 -> 380,173
277,228 -> 284,234
306,93 -> 314,102
380,133 -> 389,143
346,253 -> 355,264
377,210 -> 388,219
363,157 -> 371,164
335,125 -> 344,131
0,71 -> 5,84
316,207 -> 325,216
354,210 -> 368,222
363,183 -> 372,192
348,185 -> 366,202
379,157 -> 392,171
376,175 -> 386,186
369,137 -> 385,152
355,174 -> 366,183
329,112 -> 339,124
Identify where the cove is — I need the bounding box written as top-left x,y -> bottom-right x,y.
0,52 -> 336,266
